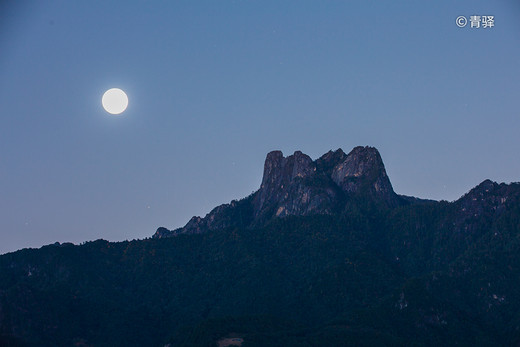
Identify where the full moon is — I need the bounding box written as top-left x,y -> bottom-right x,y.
102,88 -> 128,114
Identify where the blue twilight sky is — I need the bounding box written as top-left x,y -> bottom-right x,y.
0,1 -> 519,254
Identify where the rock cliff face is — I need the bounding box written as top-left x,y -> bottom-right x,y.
331,146 -> 394,199
252,150 -> 338,224
153,146 -> 401,238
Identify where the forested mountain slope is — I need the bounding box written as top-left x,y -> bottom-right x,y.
1,147 -> 519,346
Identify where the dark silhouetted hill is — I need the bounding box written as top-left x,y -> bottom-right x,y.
1,146 -> 519,346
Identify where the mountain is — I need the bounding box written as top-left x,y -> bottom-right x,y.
153,146 -> 407,238
1,146 -> 519,346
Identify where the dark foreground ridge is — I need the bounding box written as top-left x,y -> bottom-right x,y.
1,146 -> 520,346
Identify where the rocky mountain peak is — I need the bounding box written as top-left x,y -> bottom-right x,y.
260,150 -> 315,188
255,150 -> 316,215
331,146 -> 394,198
316,149 -> 347,176
332,147 -> 387,186
154,146 -> 400,238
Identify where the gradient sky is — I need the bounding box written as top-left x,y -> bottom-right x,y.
1,1 -> 519,254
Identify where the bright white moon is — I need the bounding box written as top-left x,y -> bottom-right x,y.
102,88 -> 128,114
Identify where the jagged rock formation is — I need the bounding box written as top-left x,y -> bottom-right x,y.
154,146 -> 403,238
252,150 -> 337,224
331,146 -> 395,202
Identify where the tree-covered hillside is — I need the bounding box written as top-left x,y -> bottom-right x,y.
2,148 -> 519,346
1,182 -> 520,346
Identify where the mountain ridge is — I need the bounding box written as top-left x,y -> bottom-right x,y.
154,146 -> 410,238
2,146 -> 520,346
156,146 -> 493,239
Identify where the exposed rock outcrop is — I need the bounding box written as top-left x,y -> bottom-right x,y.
251,150 -> 340,224
153,146 -> 402,238
331,146 -> 397,205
